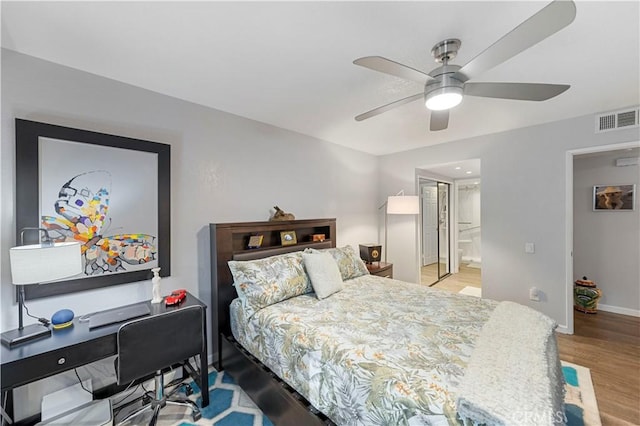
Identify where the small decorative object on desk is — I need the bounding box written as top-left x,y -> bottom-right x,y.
151,267 -> 163,304
280,231 -> 297,246
312,234 -> 325,242
51,309 -> 75,330
247,235 -> 263,249
574,276 -> 602,314
270,206 -> 295,221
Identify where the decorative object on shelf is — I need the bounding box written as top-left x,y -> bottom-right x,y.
1,228 -> 82,347
593,184 -> 635,211
312,234 -> 326,242
51,309 -> 75,330
248,235 -> 264,249
270,206 -> 295,221
574,276 -> 602,314
379,190 -> 420,262
15,119 -> 171,301
151,267 -> 163,304
359,244 -> 382,264
280,231 -> 297,246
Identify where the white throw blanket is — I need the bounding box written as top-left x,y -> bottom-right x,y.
456,301 -> 566,426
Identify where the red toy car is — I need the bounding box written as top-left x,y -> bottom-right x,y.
165,289 -> 187,306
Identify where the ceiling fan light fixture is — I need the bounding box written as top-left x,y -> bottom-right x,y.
425,87 -> 463,111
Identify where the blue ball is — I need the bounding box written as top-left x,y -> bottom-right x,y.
51,309 -> 75,326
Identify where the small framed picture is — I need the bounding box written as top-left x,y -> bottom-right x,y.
280,231 -> 297,246
593,184 -> 635,211
247,235 -> 263,249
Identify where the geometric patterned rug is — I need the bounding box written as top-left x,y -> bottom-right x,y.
128,363 -> 599,426
117,369 -> 273,426
562,361 -> 602,426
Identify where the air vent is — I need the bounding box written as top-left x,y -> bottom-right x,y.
595,107 -> 639,133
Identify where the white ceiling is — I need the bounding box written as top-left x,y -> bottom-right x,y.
2,1 -> 639,156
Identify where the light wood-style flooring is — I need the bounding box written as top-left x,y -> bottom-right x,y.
558,311 -> 640,425
423,263 -> 482,292
429,268 -> 639,425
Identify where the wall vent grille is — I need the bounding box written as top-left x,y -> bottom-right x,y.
595,107 -> 639,133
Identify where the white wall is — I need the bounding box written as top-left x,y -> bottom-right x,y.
573,150 -> 640,315
379,115 -> 639,331
1,49 -> 379,420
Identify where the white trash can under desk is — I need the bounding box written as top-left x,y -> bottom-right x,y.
37,399 -> 112,426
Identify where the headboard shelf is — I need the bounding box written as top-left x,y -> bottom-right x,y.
233,239 -> 333,255
209,218 -> 336,366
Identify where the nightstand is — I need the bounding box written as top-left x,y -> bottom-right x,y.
366,262 -> 393,279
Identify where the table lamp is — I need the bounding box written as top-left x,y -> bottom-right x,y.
1,228 -> 82,348
379,190 -> 420,262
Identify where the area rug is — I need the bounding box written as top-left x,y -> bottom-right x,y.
129,362 -> 599,426
458,286 -> 482,297
562,360 -> 602,426
118,369 -> 273,426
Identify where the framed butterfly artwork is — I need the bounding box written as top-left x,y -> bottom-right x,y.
15,119 -> 171,300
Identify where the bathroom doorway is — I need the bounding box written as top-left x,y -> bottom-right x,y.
420,178 -> 451,285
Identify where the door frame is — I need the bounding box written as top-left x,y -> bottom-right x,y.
416,173 -> 454,284
564,140 -> 639,335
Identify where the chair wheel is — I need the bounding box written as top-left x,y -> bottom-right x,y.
184,384 -> 194,396
192,411 -> 202,421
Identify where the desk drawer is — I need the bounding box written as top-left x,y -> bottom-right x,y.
1,336 -> 115,391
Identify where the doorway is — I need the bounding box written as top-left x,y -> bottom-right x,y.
420,178 -> 450,285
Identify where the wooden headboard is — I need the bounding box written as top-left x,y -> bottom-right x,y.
209,218 -> 336,367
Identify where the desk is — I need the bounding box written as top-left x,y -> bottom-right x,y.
1,292 -> 209,420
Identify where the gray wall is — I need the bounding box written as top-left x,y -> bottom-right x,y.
1,49 -> 379,420
379,115 -> 639,331
573,151 -> 640,315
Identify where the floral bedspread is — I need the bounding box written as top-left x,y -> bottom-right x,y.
230,274 -> 497,425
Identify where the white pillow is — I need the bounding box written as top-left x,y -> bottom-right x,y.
302,251 -> 344,300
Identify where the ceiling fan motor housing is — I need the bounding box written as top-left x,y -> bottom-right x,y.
424,64 -> 467,110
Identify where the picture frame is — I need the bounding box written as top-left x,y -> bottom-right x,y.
592,184 -> 635,211
280,231 -> 297,246
247,235 -> 264,249
15,119 -> 171,300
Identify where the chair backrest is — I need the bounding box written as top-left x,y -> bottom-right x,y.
116,305 -> 205,385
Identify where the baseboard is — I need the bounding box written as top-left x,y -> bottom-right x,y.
598,304 -> 640,317
556,325 -> 570,335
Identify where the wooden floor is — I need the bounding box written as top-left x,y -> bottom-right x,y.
424,263 -> 482,292
557,311 -> 640,425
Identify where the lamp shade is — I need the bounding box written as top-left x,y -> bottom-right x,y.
387,195 -> 419,215
10,242 -> 82,285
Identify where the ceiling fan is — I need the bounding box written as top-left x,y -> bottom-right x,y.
353,0 -> 576,131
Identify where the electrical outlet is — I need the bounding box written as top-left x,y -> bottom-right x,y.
529,287 -> 540,301
525,242 -> 535,254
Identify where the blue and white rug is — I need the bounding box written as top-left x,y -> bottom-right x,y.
118,370 -> 272,426
134,363 -> 599,426
562,361 -> 601,426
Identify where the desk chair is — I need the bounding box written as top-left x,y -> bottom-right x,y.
116,305 -> 204,425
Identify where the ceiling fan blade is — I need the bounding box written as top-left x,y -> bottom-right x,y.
354,56 -> 432,83
464,82 -> 570,101
430,110 -> 449,131
355,93 -> 423,121
458,0 -> 576,79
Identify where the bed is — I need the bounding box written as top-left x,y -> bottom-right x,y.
210,219 -> 565,426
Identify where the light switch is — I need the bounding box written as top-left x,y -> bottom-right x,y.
525,242 -> 535,254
